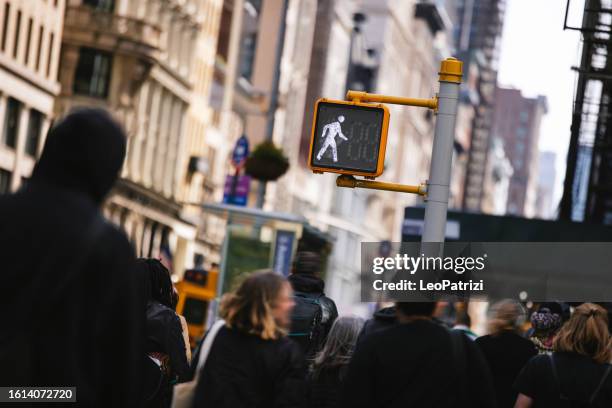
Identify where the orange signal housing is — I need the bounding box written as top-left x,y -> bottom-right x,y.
307,98 -> 390,178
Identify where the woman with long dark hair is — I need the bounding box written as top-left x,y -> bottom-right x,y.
308,316 -> 364,408
514,303 -> 612,407
193,271 -> 305,408
138,258 -> 190,407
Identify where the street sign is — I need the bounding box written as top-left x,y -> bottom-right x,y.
272,229 -> 296,276
308,98 -> 390,177
222,175 -> 251,206
231,135 -> 250,168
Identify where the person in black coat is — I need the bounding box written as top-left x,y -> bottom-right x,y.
475,300 -> 537,408
193,271 -> 306,408
356,306 -> 397,342
0,108 -> 144,407
138,259 -> 190,407
288,251 -> 339,355
308,316 -> 364,408
341,302 -> 497,408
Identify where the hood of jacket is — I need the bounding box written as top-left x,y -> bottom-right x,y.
30,108 -> 126,204
373,306 -> 397,322
288,273 -> 325,295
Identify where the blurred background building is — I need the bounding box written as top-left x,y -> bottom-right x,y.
0,0 -> 64,194
453,0 -> 506,213
488,86 -> 547,218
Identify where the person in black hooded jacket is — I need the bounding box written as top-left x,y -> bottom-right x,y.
288,251 -> 338,358
138,258 -> 190,407
356,306 -> 397,343
0,108 -> 144,407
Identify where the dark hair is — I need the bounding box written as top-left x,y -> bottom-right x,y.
395,302 -> 437,317
220,270 -> 289,340
455,310 -> 471,327
293,251 -> 321,275
137,258 -> 175,309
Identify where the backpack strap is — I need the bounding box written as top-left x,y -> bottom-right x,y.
589,363 -> 612,404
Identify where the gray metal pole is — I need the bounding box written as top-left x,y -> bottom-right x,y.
422,58 -> 462,244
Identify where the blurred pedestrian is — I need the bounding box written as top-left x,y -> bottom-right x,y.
475,300 -> 537,408
0,108 -> 144,406
529,302 -> 564,355
138,258 -> 190,407
453,309 -> 478,340
288,251 -> 338,360
514,303 -> 612,407
341,302 -> 497,408
308,316 -> 364,408
193,271 -> 306,408
356,305 -> 397,342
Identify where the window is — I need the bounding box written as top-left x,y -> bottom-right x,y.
3,98 -> 22,149
0,169 -> 10,194
1,4 -> 9,52
25,109 -> 43,156
238,33 -> 257,81
83,0 -> 115,12
24,18 -> 32,65
516,126 -> 527,138
183,298 -> 207,326
519,111 -> 529,124
514,158 -> 523,171
515,141 -> 525,157
73,48 -> 113,98
12,10 -> 21,58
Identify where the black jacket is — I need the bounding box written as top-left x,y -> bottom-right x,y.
357,306 -> 397,343
308,365 -> 348,408
288,274 -> 338,336
145,301 -> 190,382
475,331 -> 537,408
342,319 -> 497,408
0,109 -> 144,407
193,326 -> 306,408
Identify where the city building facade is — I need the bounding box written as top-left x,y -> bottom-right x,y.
56,0 -> 222,275
454,0 -> 506,212
0,0 -> 65,193
490,86 -> 547,218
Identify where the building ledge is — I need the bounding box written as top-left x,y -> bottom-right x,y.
414,3 -> 445,35
63,6 -> 160,63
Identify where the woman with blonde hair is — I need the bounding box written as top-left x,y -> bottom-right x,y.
193,271 -> 305,408
514,303 -> 612,407
475,300 -> 537,408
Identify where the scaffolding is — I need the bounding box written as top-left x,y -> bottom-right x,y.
560,0 -> 612,223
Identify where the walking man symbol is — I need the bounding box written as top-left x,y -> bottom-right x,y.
316,115 -> 348,162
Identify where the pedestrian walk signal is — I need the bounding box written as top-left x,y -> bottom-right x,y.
308,98 -> 390,177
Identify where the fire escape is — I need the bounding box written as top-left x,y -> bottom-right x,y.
560,0 -> 612,223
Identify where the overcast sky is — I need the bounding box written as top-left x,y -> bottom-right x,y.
497,0 -> 584,205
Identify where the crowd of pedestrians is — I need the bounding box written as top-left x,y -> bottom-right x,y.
2,108 -> 612,408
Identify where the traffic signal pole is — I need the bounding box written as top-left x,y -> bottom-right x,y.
338,57 -> 463,244
422,58 -> 462,243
